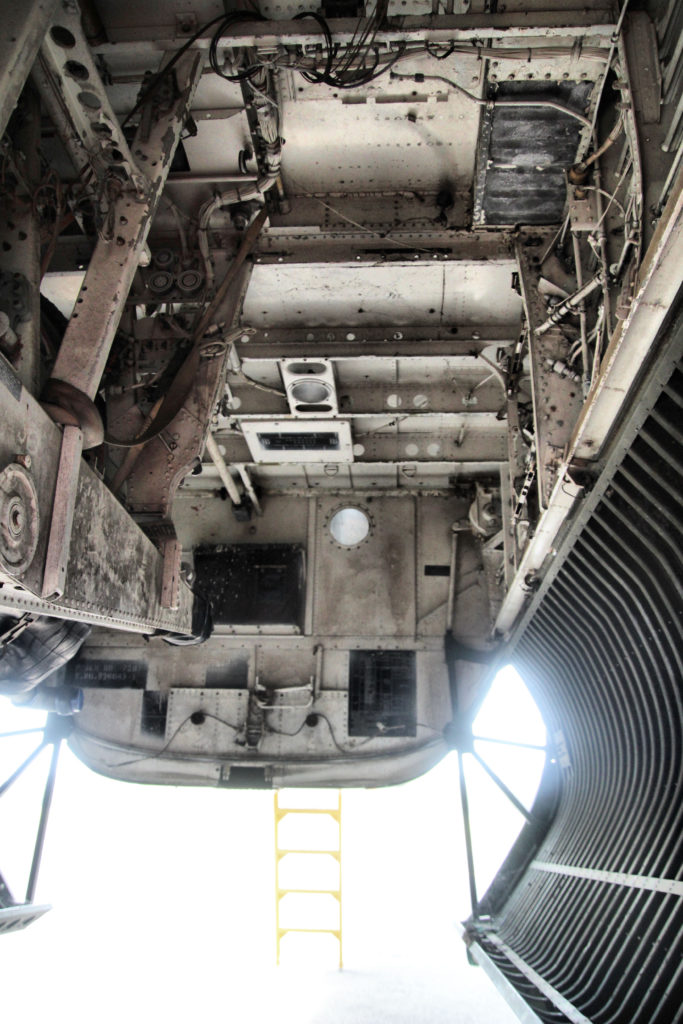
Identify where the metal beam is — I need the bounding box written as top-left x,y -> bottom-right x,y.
32,0 -> 144,187
229,381 -> 506,416
234,325 -> 514,360
0,83 -> 42,394
471,749 -> 533,823
51,49 -> 204,398
0,0 -> 58,140
531,860 -> 683,898
33,51 -> 204,615
25,736 -> 61,904
457,751 -> 478,918
214,418 -> 508,464
466,940 -> 544,1024
97,10 -> 616,51
0,358 -> 194,632
516,235 -> 584,509
495,164 -> 683,637
485,934 -> 595,1024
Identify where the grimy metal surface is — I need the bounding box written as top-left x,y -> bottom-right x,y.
0,1 -> 682,1015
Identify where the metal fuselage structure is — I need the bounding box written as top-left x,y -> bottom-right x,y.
0,1 -> 681,1019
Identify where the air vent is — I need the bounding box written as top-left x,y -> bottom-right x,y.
280,359 -> 338,417
240,419 -> 354,463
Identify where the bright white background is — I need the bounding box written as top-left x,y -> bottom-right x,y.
0,666 -> 545,1024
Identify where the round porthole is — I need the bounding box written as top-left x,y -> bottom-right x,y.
329,507 -> 370,547
290,378 -> 332,404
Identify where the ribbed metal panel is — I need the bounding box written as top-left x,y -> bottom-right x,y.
477,350 -> 683,1023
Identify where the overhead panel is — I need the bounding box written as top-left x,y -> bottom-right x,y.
243,261 -> 522,327
280,67 -> 482,194
313,495 -> 416,636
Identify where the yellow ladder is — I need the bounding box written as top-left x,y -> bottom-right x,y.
274,790 -> 343,968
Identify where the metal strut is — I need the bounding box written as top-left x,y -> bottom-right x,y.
0,714 -> 67,932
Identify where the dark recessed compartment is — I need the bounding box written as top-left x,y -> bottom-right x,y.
141,691 -> 168,736
348,650 -> 416,738
194,544 -> 305,629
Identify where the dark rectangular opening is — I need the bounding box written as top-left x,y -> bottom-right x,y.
194,544 -> 305,628
258,431 -> 340,452
141,691 -> 168,736
348,650 -> 416,737
424,564 -> 451,576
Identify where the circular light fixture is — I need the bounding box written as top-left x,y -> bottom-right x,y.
290,378 -> 332,405
329,507 -> 370,547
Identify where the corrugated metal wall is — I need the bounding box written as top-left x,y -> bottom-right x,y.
473,322 -> 682,1022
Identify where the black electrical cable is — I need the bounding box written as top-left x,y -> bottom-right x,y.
121,14 -> 226,128
208,11 -> 268,83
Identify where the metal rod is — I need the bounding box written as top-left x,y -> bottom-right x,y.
0,741 -> 47,798
571,231 -> 590,397
25,738 -> 62,904
0,728 -> 46,740
205,432 -> 242,505
471,749 -> 533,822
473,735 -> 547,752
446,527 -> 459,629
534,275 -> 602,336
169,172 -> 259,185
234,463 -> 263,515
457,751 -> 479,918
192,206 -> 268,342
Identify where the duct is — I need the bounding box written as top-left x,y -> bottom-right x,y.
476,327 -> 683,1023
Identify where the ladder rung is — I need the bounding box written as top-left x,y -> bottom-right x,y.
277,887 -> 340,897
278,927 -> 341,937
276,807 -> 340,817
277,848 -> 340,858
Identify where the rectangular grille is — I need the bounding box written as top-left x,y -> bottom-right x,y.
348,650 -> 416,737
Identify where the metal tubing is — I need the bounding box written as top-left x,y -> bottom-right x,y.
0,728 -> 46,739
446,527 -> 459,629
572,232 -> 591,397
457,750 -> 479,918
473,735 -> 547,752
471,749 -> 533,823
234,463 -> 262,515
534,275 -> 602,336
0,741 -> 47,798
169,173 -> 258,185
205,433 -> 242,505
25,738 -> 61,904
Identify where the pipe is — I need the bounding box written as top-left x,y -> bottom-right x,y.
198,175 -> 279,284
205,432 -> 242,505
313,643 -> 324,701
535,275 -> 602,336
391,72 -> 592,128
446,525 -> 460,629
571,231 -> 591,397
234,463 -> 262,515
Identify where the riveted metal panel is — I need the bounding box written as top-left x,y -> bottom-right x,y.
313,494 -> 416,635
243,261 -> 522,327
